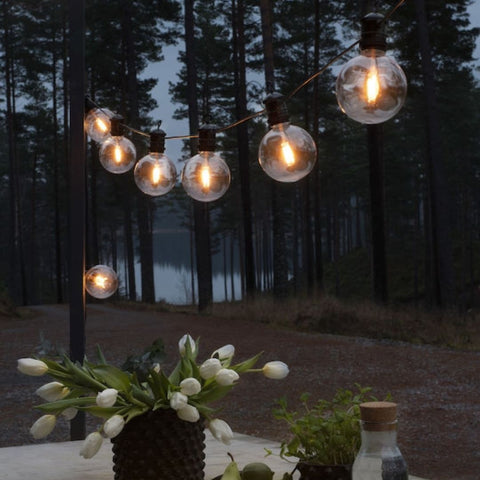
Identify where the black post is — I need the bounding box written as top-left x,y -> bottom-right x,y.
68,0 -> 86,440
367,124 -> 388,303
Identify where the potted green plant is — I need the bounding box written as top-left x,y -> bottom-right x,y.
268,385 -> 378,480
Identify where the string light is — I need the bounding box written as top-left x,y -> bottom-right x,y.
258,92 -> 317,183
181,124 -> 231,202
84,0 -> 407,191
134,128 -> 177,196
335,12 -> 407,124
99,115 -> 137,174
85,265 -> 119,299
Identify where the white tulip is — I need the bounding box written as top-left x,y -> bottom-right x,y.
262,361 -> 289,379
178,334 -> 196,356
30,414 -> 56,439
176,404 -> 200,423
211,344 -> 235,362
170,392 -> 188,410
209,418 -> 234,445
62,408 -> 78,420
215,368 -> 239,386
180,377 -> 202,396
35,382 -> 69,402
79,431 -> 103,459
17,358 -> 48,376
103,415 -> 125,438
96,388 -> 118,407
152,363 -> 161,373
199,358 -> 222,380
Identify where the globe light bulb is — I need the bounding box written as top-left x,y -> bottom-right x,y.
181,124 -> 230,202
98,115 -> 136,174
335,13 -> 407,125
85,265 -> 118,299
258,93 -> 317,183
84,98 -> 113,143
134,129 -> 177,196
182,151 -> 230,202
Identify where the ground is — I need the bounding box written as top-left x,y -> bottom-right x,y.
1,304 -> 478,480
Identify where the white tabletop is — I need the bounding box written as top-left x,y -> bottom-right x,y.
0,431 -> 425,480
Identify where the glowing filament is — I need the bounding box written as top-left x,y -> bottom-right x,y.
281,141 -> 295,167
200,165 -> 211,190
152,164 -> 161,185
366,66 -> 380,104
94,274 -> 108,289
114,145 -> 122,164
96,118 -> 108,133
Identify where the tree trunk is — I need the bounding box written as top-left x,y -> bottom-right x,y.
230,231 -> 236,301
259,0 -> 288,300
184,0 -> 213,312
232,0 -> 255,299
415,0 -> 455,307
122,1 -> 155,303
367,124 -> 388,303
312,0 -> 324,293
52,35 -> 64,303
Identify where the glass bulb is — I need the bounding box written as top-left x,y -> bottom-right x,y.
134,152 -> 177,196
84,107 -> 113,143
181,151 -> 230,202
99,136 -> 136,174
85,265 -> 118,299
258,122 -> 317,183
336,49 -> 407,124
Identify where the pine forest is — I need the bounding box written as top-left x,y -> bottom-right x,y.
1,0 -> 480,316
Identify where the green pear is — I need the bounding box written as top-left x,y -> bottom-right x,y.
241,462 -> 274,480
220,458 -> 242,480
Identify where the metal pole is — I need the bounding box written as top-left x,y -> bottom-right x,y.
68,0 -> 86,440
367,123 -> 388,303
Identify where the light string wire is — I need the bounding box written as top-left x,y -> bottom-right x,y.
88,0 -> 407,142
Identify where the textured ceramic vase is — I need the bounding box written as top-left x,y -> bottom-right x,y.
111,409 -> 206,480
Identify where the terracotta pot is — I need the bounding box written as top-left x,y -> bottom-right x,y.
297,461 -> 352,480
111,409 -> 205,480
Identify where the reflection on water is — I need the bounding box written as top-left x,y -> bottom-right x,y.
115,227 -> 242,305
117,262 -> 242,305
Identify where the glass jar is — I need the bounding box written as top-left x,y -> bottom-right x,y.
352,402 -> 408,480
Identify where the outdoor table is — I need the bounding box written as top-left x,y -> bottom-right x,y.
0,431 -> 426,480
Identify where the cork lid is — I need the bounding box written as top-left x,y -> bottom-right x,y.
359,401 -> 398,431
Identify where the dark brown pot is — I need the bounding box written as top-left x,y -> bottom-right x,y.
297,462 -> 352,480
111,409 -> 205,480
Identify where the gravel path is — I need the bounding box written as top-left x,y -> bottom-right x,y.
1,304 -> 479,480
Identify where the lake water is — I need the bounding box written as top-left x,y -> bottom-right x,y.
116,262 -> 242,305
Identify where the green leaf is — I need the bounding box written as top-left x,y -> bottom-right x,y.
125,407 -> 149,423
96,345 -> 107,364
92,365 -> 132,391
131,384 -> 154,407
195,384 -> 233,404
168,360 -> 182,385
81,406 -> 124,419
231,352 -> 263,373
35,396 -> 97,413
146,370 -> 168,400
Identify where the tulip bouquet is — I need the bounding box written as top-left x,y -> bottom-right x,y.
18,334 -> 289,459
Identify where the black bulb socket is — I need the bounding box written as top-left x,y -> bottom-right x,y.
360,12 -> 387,52
198,124 -> 217,152
150,129 -> 166,153
264,92 -> 289,127
110,115 -> 124,137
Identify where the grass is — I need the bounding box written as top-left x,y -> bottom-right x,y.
211,294 -> 480,351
